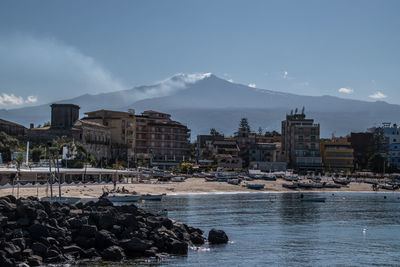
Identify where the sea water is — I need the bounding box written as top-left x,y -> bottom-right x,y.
80,192 -> 400,266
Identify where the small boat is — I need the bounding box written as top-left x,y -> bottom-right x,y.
300,197 -> 326,202
205,177 -> 217,182
246,183 -> 265,190
262,175 -> 276,181
311,183 -> 324,189
380,185 -> 398,190
297,183 -> 313,189
323,183 -> 341,188
40,196 -> 81,204
333,178 -> 350,185
171,176 -> 186,182
282,183 -> 298,190
140,193 -> 166,201
104,193 -> 141,202
217,178 -> 228,182
228,179 -> 240,185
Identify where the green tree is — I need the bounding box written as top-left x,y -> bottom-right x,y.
178,162 -> 194,174
31,147 -> 43,163
0,132 -> 19,162
368,152 -> 386,173
43,121 -> 51,127
239,118 -> 251,132
210,128 -> 222,136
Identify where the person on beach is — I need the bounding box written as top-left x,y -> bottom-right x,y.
113,179 -> 117,191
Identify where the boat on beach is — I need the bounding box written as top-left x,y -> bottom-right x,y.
333,178 -> 350,185
246,183 -> 265,190
297,183 -> 314,189
40,196 -> 81,204
282,183 -> 298,190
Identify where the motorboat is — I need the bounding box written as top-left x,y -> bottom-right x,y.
246,183 -> 265,190
40,196 -> 81,204
140,193 -> 166,201
228,179 -> 240,185
171,176 -> 186,182
104,193 -> 141,202
282,183 -> 298,190
297,183 -> 314,189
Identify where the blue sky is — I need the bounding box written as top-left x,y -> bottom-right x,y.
0,0 -> 399,107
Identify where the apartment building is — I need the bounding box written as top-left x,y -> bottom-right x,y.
82,109 -> 136,161
135,110 -> 190,168
320,137 -> 354,172
281,110 -> 322,171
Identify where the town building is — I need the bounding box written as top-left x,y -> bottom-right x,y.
135,110 -> 191,169
320,137 -> 354,172
0,118 -> 27,137
197,135 -> 242,169
380,123 -> 400,170
28,104 -> 111,161
248,142 -> 286,172
281,110 -> 322,171
347,132 -> 374,170
82,109 -> 136,162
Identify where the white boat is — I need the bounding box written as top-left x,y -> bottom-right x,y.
171,176 -> 186,182
140,193 -> 165,201
104,194 -> 141,202
40,196 -> 81,204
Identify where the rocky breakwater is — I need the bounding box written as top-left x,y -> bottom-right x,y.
0,195 -> 213,266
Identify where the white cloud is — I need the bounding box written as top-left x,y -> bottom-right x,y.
0,34 -> 126,106
369,91 -> 387,99
227,79 -> 234,83
0,93 -> 38,106
26,95 -> 38,103
248,83 -> 256,88
338,87 -> 354,94
283,71 -> 289,79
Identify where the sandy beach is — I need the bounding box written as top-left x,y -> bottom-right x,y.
0,178 -> 390,199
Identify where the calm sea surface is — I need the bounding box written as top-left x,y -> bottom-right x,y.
81,192 -> 400,267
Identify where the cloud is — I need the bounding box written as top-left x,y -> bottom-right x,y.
0,93 -> 38,105
25,95 -> 38,103
248,83 -> 256,88
283,71 -> 289,79
369,91 -> 387,99
338,87 -> 354,94
227,79 -> 234,83
0,34 -> 126,107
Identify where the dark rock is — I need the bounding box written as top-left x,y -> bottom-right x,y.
75,236 -> 96,249
11,237 -> 26,250
29,224 -> 49,240
0,215 -> 8,226
80,224 -> 98,237
83,247 -> 100,258
63,245 -> 84,255
98,214 -> 114,230
0,199 -> 16,212
95,230 -> 117,249
168,239 -> 188,255
31,242 -> 47,256
119,237 -> 151,254
208,229 -> 229,244
16,217 -> 30,227
190,232 -> 205,245
22,248 -> 33,257
101,245 -> 125,261
0,250 -> 14,267
96,198 -> 113,207
28,255 -> 42,266
67,217 -> 83,229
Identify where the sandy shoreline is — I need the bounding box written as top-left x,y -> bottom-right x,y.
0,178 -> 397,199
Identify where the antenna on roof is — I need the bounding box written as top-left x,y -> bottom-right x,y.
295,108 -> 298,114
301,106 -> 305,115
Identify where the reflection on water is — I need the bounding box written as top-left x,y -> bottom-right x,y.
76,192 -> 400,266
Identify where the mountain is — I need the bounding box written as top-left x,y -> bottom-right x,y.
0,73 -> 398,138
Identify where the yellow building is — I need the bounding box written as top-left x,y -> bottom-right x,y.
82,109 -> 136,162
320,137 -> 354,172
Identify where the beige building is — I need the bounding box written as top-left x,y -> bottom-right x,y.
82,109 -> 136,162
320,137 -> 354,172
281,110 -> 322,171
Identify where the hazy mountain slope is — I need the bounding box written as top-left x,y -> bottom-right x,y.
0,73 -> 397,137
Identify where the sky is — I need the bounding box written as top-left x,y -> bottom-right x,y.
0,0 -> 399,108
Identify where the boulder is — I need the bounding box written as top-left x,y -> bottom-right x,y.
27,255 -> 42,267
80,224 -> 98,237
208,229 -> 229,244
100,245 -> 125,261
119,237 -> 151,254
190,232 -> 205,245
29,224 -> 49,240
169,239 -> 188,255
31,242 -> 48,256
95,230 -> 117,248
